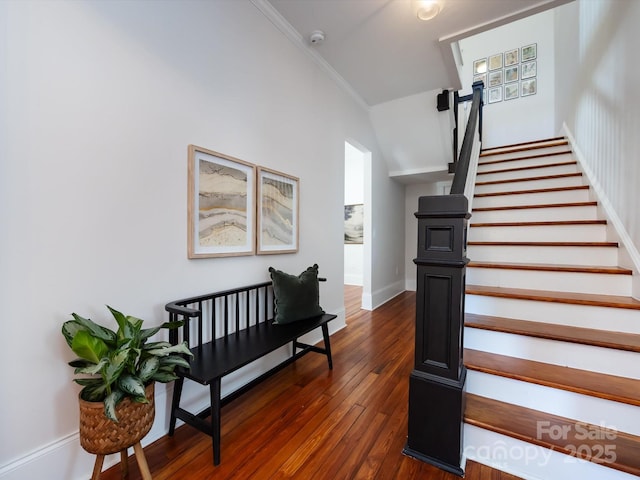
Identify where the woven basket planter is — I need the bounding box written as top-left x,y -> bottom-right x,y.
79,383 -> 155,455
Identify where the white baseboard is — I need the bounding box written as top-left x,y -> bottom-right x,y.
405,277 -> 417,292
361,291 -> 373,310
0,308 -> 346,480
366,280 -> 405,310
0,393 -> 169,480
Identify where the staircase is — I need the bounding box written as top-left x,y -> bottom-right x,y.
462,138 -> 640,479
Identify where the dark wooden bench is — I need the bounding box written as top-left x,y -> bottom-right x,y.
165,280 -> 336,465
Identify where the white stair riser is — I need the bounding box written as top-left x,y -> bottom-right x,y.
474,189 -> 591,208
464,425 -> 638,480
467,245 -> 619,266
466,370 -> 640,435
464,327 -> 640,379
478,152 -> 574,173
477,163 -> 579,183
468,224 -> 607,242
467,267 -> 631,296
479,145 -> 571,162
465,294 -> 640,334
475,176 -> 584,194
471,205 -> 599,223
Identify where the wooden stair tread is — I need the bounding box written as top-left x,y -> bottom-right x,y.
480,139 -> 568,157
467,261 -> 631,275
470,219 -> 606,227
468,241 -> 618,247
466,284 -> 640,310
481,137 -> 566,152
464,348 -> 640,405
475,185 -> 589,198
465,313 -> 640,353
464,393 -> 640,476
478,150 -> 572,166
473,201 -> 597,212
477,161 -> 578,176
475,172 -> 582,187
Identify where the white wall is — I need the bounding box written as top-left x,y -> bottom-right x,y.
0,1 -> 405,478
368,164 -> 406,309
404,182 -> 447,291
554,0 -> 640,297
553,1 -> 580,136
369,89 -> 454,177
344,142 -> 364,286
458,10 -> 556,148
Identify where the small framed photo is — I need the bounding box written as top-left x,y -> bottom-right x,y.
504,65 -> 519,83
522,43 -> 537,62
188,145 -> 256,258
488,86 -> 502,103
488,70 -> 503,87
473,74 -> 486,87
504,48 -> 519,66
344,204 -> 364,244
504,83 -> 519,100
473,58 -> 487,75
521,78 -> 537,97
257,167 -> 299,255
488,53 -> 503,71
521,61 -> 537,79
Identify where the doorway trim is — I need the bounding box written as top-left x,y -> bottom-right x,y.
344,139 -> 373,310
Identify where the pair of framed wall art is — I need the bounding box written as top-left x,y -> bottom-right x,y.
188,145 -> 298,258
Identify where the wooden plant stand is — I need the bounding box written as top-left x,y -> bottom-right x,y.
90,442 -> 152,480
79,384 -> 155,480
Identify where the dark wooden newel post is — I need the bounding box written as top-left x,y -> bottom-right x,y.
403,194 -> 469,476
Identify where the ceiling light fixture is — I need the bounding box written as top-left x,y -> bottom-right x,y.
415,0 -> 442,21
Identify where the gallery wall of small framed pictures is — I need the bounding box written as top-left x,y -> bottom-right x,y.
473,43 -> 537,105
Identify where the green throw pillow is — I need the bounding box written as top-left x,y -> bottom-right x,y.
269,264 -> 325,324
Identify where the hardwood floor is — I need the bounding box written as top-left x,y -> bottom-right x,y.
99,287 -> 520,480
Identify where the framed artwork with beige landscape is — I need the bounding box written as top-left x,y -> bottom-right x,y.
187,145 -> 256,258
257,167 -> 299,255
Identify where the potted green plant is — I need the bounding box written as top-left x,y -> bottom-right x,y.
62,306 -> 192,460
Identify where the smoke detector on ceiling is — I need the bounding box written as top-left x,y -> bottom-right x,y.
309,30 -> 325,45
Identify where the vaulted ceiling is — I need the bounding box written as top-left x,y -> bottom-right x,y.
255,0 -> 573,183
263,0 -> 573,107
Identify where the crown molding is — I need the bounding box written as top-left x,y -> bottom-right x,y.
251,0 -> 370,112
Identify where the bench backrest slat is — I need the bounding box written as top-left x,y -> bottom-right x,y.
166,281 -> 274,349
223,296 -> 228,338
197,300 -> 203,347
245,292 -> 250,329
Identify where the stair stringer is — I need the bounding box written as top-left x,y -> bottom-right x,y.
563,123 -> 640,300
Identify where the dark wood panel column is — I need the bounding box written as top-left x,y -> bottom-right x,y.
403,194 -> 469,476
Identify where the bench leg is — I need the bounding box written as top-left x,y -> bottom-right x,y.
168,376 -> 184,436
321,323 -> 333,370
210,378 -> 222,465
